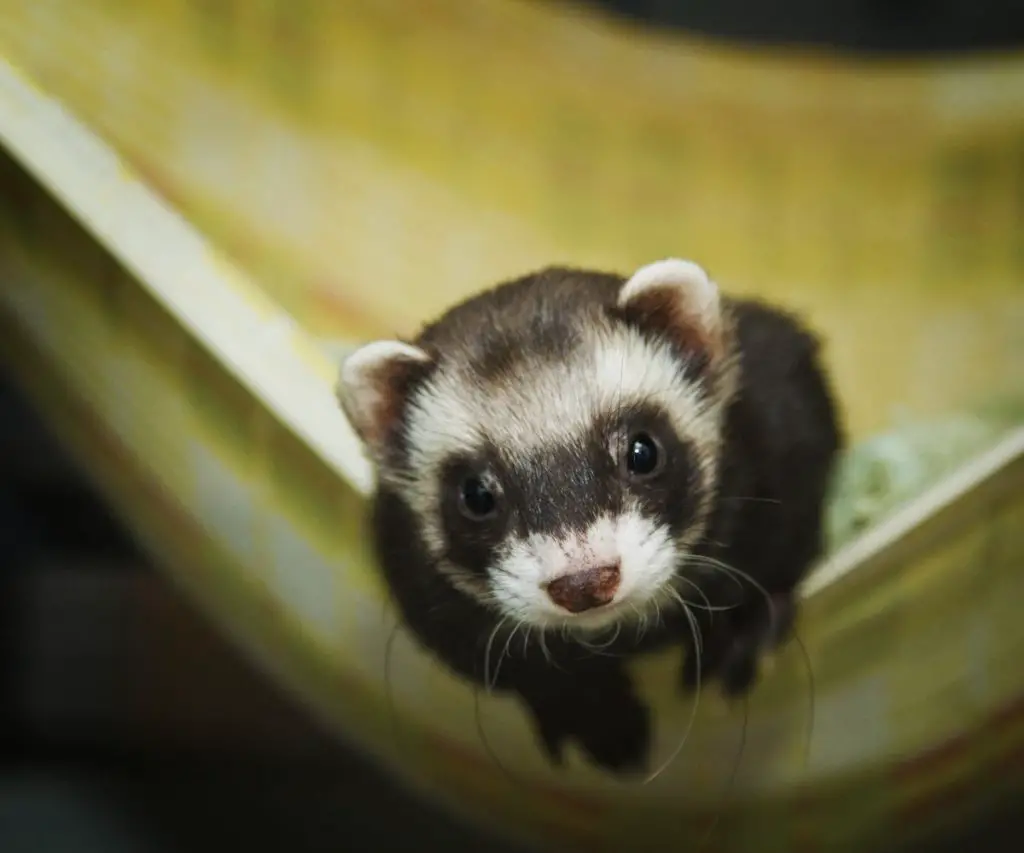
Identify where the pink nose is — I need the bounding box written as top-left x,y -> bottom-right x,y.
546,564 -> 621,614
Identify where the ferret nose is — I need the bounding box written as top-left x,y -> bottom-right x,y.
546,564 -> 620,614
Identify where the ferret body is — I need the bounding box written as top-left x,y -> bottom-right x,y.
337,259 -> 842,774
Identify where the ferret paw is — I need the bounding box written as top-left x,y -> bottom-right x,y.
573,686 -> 651,774
681,630 -> 762,699
521,670 -> 651,775
681,593 -> 796,699
718,641 -> 762,698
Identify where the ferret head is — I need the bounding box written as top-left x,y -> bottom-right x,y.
337,259 -> 738,633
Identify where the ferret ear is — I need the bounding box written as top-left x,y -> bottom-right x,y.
336,340 -> 433,456
616,258 -> 725,362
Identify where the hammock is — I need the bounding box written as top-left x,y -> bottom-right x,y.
0,2 -> 1022,850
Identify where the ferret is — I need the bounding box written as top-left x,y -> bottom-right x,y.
336,259 -> 842,775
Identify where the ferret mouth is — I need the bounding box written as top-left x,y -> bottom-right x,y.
545,585 -> 659,632
555,599 -> 633,631
494,580 -> 669,635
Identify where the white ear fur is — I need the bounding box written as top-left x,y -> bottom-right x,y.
619,258 -> 719,317
617,258 -> 723,354
336,340 -> 431,449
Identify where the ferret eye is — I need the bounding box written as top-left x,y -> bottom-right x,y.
626,432 -> 662,477
459,476 -> 498,520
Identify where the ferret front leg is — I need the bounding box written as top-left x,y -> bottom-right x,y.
681,592 -> 796,698
516,660 -> 651,775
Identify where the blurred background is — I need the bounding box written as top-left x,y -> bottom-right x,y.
2,0 -> 1023,851
0,377 -> 1021,853
0,372 -> 527,852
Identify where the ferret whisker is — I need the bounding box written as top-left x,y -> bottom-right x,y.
686,554 -> 776,624
633,604 -> 650,643
607,624 -> 626,653
500,621 -> 522,675
675,576 -> 713,612
491,619 -> 525,688
427,600 -> 455,616
719,495 -> 782,506
663,585 -> 686,616
574,632 -> 602,655
538,629 -> 558,669
674,575 -> 736,613
682,554 -> 746,598
616,320 -> 628,420
482,616 -> 510,693
645,601 -> 702,784
383,618 -> 406,751
794,633 -> 816,770
606,620 -> 623,648
627,602 -> 641,631
682,591 -> 703,658
585,620 -> 626,656
473,688 -> 520,785
379,588 -> 395,624
664,588 -> 702,657
699,695 -> 749,851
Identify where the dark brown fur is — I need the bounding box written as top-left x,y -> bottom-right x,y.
367,267 -> 843,775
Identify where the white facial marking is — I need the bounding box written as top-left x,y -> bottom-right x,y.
590,331 -> 718,450
372,263 -> 741,621
402,325 -> 710,481
391,318 -> 725,568
489,511 -> 681,631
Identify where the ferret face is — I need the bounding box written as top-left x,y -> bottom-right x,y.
338,259 -> 737,633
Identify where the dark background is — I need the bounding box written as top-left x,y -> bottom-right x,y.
0,374 -> 527,853
3,1 -> 1024,850
587,0 -> 1024,53
2,369 -> 1022,853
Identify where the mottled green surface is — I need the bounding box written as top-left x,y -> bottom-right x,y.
826,398 -> 1024,551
